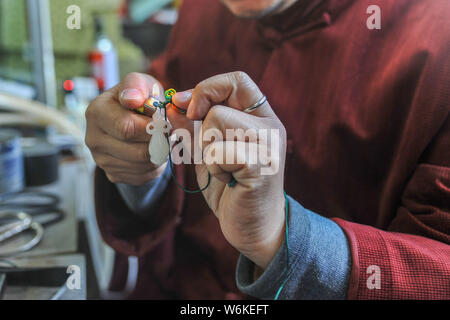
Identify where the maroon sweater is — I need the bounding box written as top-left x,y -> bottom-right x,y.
95,0 -> 450,299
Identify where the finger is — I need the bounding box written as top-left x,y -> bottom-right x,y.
93,152 -> 158,173
165,90 -> 197,160
92,94 -> 151,142
168,89 -> 194,132
186,71 -> 274,120
93,133 -> 151,163
118,72 -> 165,110
167,101 -> 194,134
201,105 -> 275,152
167,102 -> 274,165
172,90 -> 193,112
202,141 -> 271,187
195,163 -> 226,214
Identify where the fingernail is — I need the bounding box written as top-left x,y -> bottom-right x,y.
121,88 -> 142,100
174,90 -> 192,103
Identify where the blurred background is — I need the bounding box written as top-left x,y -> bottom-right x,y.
0,0 -> 180,300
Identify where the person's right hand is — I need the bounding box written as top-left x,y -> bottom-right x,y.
85,72 -> 167,186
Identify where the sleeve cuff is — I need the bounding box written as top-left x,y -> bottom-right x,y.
236,196 -> 351,300
115,163 -> 171,216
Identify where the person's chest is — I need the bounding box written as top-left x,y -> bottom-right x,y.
168,6 -> 429,227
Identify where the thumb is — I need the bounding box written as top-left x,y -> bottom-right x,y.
119,72 -> 164,110
186,71 -> 273,120
172,90 -> 193,111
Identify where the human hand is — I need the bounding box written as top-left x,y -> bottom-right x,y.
85,72 -> 167,185
171,72 -> 287,269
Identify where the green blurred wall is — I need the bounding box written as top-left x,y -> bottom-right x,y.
0,0 -> 144,107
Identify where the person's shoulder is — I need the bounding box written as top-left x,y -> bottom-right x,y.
405,0 -> 450,56
392,1 -> 450,107
405,0 -> 450,24
390,0 -> 450,32
377,0 -> 450,57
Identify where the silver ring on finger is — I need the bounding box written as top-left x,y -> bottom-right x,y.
243,95 -> 267,113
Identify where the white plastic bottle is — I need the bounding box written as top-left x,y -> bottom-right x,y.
90,16 -> 120,91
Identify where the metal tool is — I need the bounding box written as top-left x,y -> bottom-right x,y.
0,211 -> 44,257
0,190 -> 64,257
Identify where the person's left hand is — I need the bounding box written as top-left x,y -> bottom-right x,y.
169,72 -> 287,270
